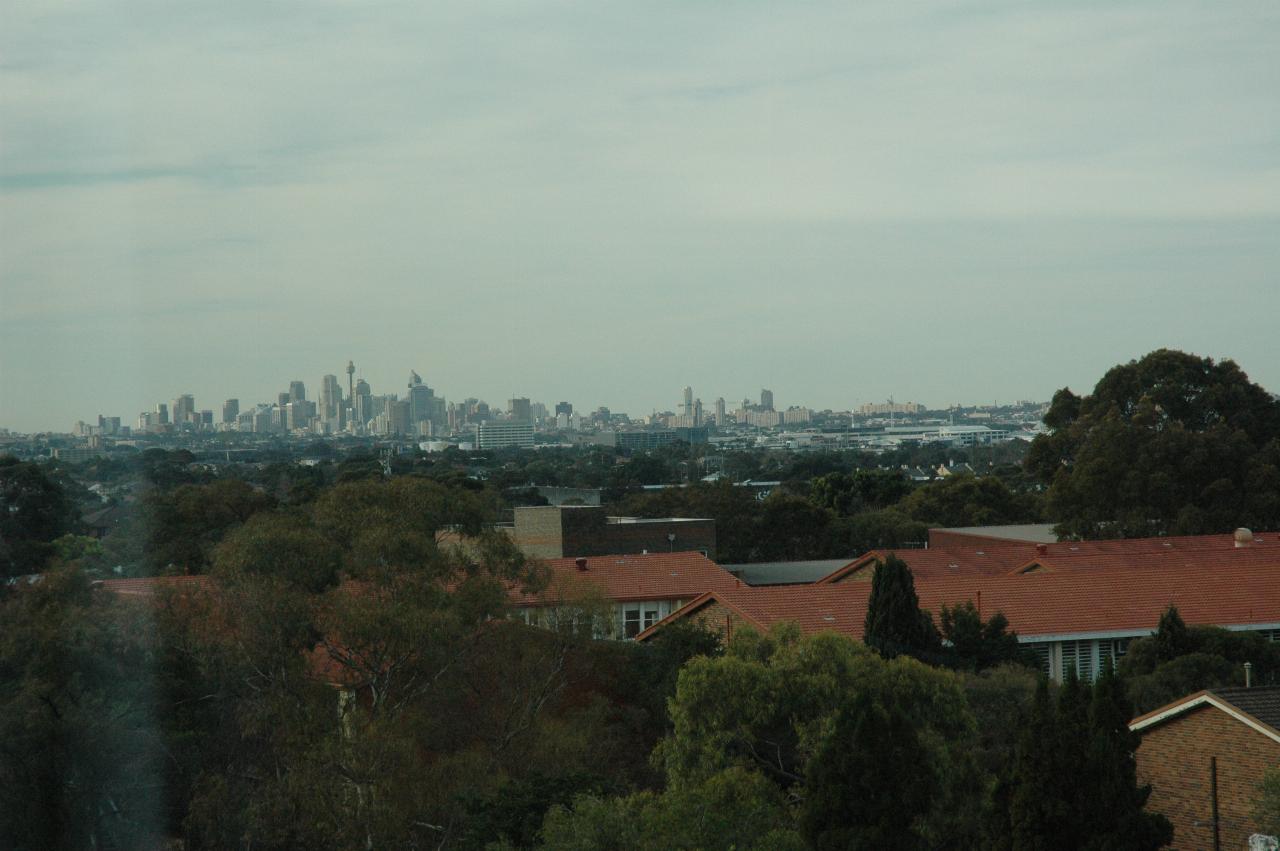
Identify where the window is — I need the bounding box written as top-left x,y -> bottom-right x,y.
1027,642 -> 1051,676
623,607 -> 642,639
1060,640 -> 1094,681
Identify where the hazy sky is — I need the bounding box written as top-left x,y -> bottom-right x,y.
3,1 -> 1278,432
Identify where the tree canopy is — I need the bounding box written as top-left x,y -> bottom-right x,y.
1027,349 -> 1280,538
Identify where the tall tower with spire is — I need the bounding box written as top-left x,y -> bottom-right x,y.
346,360 -> 355,401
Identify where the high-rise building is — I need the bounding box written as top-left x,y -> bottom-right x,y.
277,392 -> 290,409
320,375 -> 342,425
682,386 -> 693,417
172,394 -> 195,425
289,381 -> 306,403
352,380 -> 373,432
222,399 -> 240,424
155,403 -> 169,425
693,398 -> 703,426
760,389 -> 774,411
715,397 -> 727,425
508,397 -> 532,422
555,401 -> 573,417
478,421 -> 534,449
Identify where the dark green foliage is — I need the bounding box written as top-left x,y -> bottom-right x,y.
801,693 -> 937,850
141,478 -> 277,574
864,554 -> 942,661
0,456 -> 79,576
810,469 -> 912,515
1004,668 -> 1172,851
897,472 -> 1043,527
1150,605 -> 1192,662
1120,606 -> 1280,712
939,600 -> 1029,671
1028,349 -> 1280,538
0,568 -> 169,849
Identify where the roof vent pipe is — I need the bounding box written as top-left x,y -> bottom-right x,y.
1234,528 -> 1254,548
1245,661 -> 1253,688
575,557 -> 588,572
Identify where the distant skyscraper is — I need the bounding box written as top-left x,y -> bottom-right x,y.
353,379 -> 373,432
289,381 -> 306,403
172,394 -> 195,425
555,401 -> 573,417
156,403 -> 169,425
320,375 -> 342,425
693,398 -> 704,426
508,397 -> 532,422
715,397 -> 726,425
346,360 -> 355,402
682,386 -> 693,417
222,398 -> 240,424
760,389 -> 774,411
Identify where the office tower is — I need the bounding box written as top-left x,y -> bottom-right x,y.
289,381 -> 306,403
222,399 -> 240,424
172,394 -> 195,425
760,389 -> 774,411
390,399 -> 412,435
199,410 -> 214,428
693,398 -> 703,426
555,401 -> 573,417
715,397 -> 726,425
156,403 -> 169,425
682,386 -> 693,417
320,375 -> 342,424
508,397 -> 532,422
352,379 -> 373,431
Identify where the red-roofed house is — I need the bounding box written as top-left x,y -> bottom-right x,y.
638,547 -> 1280,681
515,551 -> 744,639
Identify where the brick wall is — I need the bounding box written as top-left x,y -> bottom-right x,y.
684,600 -> 754,643
1135,703 -> 1280,850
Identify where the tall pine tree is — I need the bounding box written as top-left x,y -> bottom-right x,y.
862,554 -> 940,661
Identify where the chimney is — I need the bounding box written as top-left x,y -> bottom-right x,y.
1036,543 -> 1048,556
1234,528 -> 1254,548
575,557 -> 588,572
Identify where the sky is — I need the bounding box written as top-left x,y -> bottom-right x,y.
2,1 -> 1278,432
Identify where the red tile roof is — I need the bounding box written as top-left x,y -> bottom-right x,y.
640,551 -> 1280,642
95,575 -> 215,596
513,551 -> 743,606
817,531 -> 1280,583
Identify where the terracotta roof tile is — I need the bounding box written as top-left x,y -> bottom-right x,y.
643,551 -> 1280,642
513,551 -> 743,606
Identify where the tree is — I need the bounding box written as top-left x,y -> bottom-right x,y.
939,600 -> 1028,671
1255,768 -> 1280,839
0,568 -> 169,848
897,473 -> 1042,528
1004,668 -> 1171,850
801,693 -> 937,850
1119,606 -> 1280,713
1027,349 -> 1280,538
863,554 -> 942,661
540,767 -> 804,851
0,455 -> 79,576
658,626 -> 984,848
141,478 -> 277,574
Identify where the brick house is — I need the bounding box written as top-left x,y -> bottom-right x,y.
1130,687 -> 1280,850
512,551 -> 743,639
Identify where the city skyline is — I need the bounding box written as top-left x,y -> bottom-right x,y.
8,351 -> 1280,435
4,2 -> 1278,433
